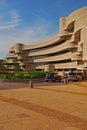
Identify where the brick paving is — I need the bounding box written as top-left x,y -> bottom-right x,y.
0,81 -> 87,130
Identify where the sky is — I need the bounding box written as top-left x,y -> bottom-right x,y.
0,0 -> 87,59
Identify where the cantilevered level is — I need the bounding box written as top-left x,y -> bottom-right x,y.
5,6 -> 87,75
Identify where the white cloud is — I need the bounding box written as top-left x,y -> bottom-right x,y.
16,22 -> 56,45
0,11 -> 20,30
0,23 -> 56,59
0,34 -> 17,59
0,2 -> 56,59
10,10 -> 20,24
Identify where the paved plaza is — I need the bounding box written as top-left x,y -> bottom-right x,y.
0,81 -> 87,130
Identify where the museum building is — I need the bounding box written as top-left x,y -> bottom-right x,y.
5,6 -> 87,75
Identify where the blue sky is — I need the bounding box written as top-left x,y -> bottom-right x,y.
0,0 -> 87,59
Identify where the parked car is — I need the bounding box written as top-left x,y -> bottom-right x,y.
45,73 -> 61,82
64,72 -> 78,82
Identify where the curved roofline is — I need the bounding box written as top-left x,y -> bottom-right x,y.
67,6 -> 87,19
10,6 -> 87,52
23,6 -> 87,50
9,34 -> 62,51
23,33 -> 64,50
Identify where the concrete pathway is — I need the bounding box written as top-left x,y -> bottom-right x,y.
0,81 -> 87,130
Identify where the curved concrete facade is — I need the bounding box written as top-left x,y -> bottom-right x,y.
5,6 -> 87,75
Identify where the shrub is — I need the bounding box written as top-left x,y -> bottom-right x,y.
0,71 -> 49,79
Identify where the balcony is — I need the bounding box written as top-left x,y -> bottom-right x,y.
33,52 -> 72,63
6,53 -> 17,58
60,30 -> 72,38
66,42 -> 77,50
71,52 -> 82,61
55,61 -> 77,69
6,59 -> 14,64
19,62 -> 25,66
17,55 -> 23,60
9,66 -> 15,70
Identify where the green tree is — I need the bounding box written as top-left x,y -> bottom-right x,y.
0,59 -> 6,73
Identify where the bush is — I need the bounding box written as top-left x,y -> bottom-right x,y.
23,73 -> 31,79
0,71 -> 49,79
3,74 -> 13,79
11,73 -> 24,79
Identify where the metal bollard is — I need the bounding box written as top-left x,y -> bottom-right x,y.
29,77 -> 33,88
